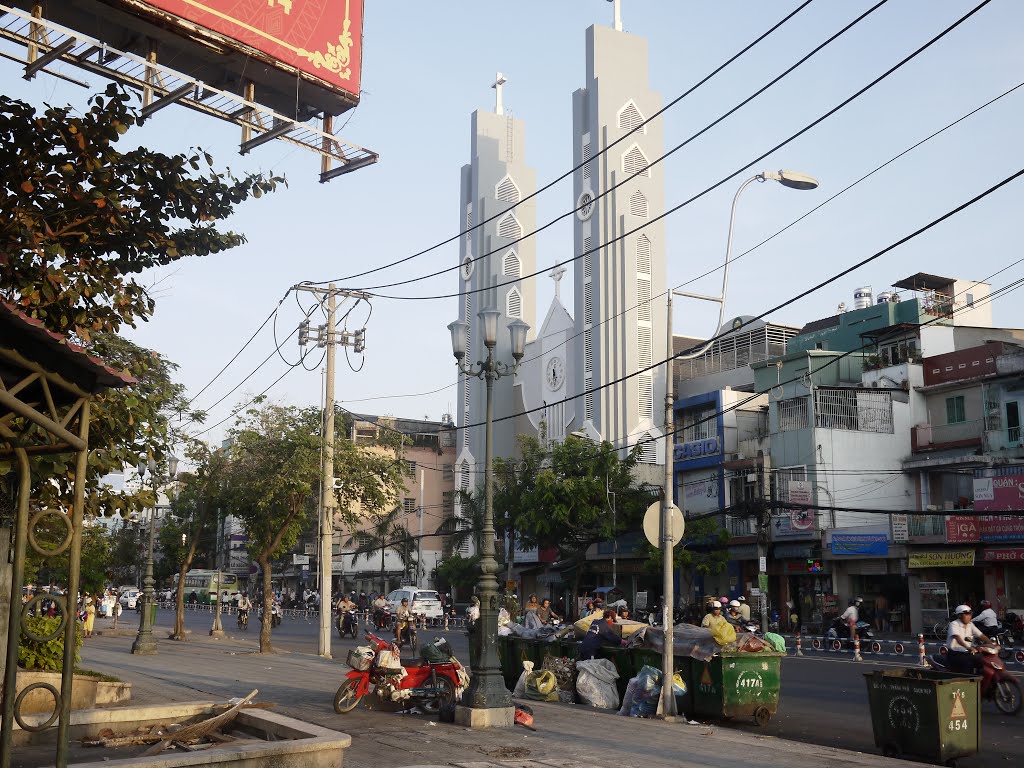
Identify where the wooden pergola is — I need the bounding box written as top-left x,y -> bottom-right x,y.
0,301 -> 133,768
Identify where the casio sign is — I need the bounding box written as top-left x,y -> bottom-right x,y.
674,436 -> 721,461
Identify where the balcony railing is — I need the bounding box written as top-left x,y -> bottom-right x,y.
726,516 -> 756,537
909,515 -> 946,537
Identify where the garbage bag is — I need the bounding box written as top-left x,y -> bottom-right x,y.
513,660 -> 535,697
710,621 -> 737,646
630,665 -> 662,717
738,633 -> 766,653
575,658 -> 620,709
525,669 -> 559,702
764,632 -> 787,654
637,624 -> 719,662
618,676 -> 640,716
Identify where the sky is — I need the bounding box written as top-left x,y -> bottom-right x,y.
4,1 -> 1024,446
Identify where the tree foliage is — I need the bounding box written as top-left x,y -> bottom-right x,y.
643,513 -> 731,595
436,554 -> 481,599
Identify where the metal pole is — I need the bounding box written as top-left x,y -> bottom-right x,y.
417,469 -> 424,586
318,286 -> 337,658
210,569 -> 224,637
661,291 -> 676,720
131,471 -> 159,655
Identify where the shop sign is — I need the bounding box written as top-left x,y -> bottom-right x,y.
983,548 -> 1024,562
891,514 -> 909,543
774,543 -> 815,559
908,550 -> 976,569
945,515 -> 1024,543
945,516 -> 979,544
973,468 -> 1024,512
674,436 -> 722,461
831,534 -> 889,557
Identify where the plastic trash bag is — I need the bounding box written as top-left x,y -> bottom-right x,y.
525,669 -> 559,702
618,677 -> 640,716
513,660 -> 535,697
575,658 -> 620,709
764,632 -> 787,653
629,666 -> 688,718
710,621 -> 737,646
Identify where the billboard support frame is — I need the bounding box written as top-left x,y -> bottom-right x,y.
0,4 -> 377,181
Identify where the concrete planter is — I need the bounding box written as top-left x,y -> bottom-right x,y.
13,701 -> 351,768
15,670 -> 131,714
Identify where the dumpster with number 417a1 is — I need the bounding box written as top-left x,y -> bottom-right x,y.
690,651 -> 783,726
863,668 -> 979,766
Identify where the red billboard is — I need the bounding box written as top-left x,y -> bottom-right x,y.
114,0 -> 363,100
946,515 -> 1024,544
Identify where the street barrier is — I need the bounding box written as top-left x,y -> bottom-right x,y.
778,632 -> 1023,668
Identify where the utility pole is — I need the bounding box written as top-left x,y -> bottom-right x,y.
660,291 -> 676,720
295,283 -> 369,659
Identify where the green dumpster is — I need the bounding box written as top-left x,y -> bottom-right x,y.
621,648 -> 693,716
864,668 -> 979,765
691,651 -> 783,726
497,635 -> 518,689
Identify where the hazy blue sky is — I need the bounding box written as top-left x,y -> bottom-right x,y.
5,1 -> 1023,445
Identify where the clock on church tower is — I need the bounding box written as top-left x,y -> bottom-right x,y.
546,356 -> 565,391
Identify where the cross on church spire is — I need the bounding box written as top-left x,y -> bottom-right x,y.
608,0 -> 622,31
549,265 -> 567,301
492,72 -> 508,115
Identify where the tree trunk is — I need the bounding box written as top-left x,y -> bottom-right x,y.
172,557 -> 191,640
257,555 -> 274,654
571,559 -> 583,621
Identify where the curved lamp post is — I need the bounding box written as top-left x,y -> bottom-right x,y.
447,310 -> 528,721
661,169 -> 818,717
131,454 -> 177,655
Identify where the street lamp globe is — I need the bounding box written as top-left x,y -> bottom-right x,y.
764,169 -> 819,191
477,309 -> 500,349
447,319 -> 469,361
167,455 -> 179,477
507,319 -> 530,360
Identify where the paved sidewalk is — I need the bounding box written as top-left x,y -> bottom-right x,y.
76,627 -> 917,768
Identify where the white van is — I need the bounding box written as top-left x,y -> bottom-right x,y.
386,588 -> 442,619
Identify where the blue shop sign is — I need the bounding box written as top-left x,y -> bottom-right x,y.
674,436 -> 722,461
831,533 -> 888,557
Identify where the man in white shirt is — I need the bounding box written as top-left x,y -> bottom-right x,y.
947,604 -> 989,675
839,597 -> 863,637
736,596 -> 751,622
974,600 -> 1000,633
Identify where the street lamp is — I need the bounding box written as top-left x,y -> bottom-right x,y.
131,454 -> 177,655
447,310 -> 528,725
661,169 -> 818,716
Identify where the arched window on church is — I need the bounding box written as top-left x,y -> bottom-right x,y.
497,212 -> 522,239
506,287 -> 522,319
630,190 -> 648,219
503,250 -> 521,278
622,145 -> 650,178
618,100 -> 646,134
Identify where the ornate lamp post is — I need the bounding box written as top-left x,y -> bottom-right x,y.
447,309 -> 529,726
131,455 -> 177,655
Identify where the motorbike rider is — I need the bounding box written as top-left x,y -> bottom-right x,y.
395,598 -> 414,647
839,597 -> 863,638
947,604 -> 990,675
337,593 -> 357,633
701,601 -> 728,632
237,592 -> 252,622
726,599 -> 745,626
974,599 -> 1001,635
537,598 -> 560,625
736,595 -> 751,622
372,593 -> 388,626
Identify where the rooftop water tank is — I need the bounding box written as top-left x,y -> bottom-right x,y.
877,291 -> 895,304
853,286 -> 873,310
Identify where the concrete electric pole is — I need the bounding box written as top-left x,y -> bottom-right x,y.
295,283 -> 368,659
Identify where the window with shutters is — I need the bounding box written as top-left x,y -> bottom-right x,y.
583,282 -> 593,326
637,278 -> 651,322
636,235 -> 651,275
638,432 -> 656,463
495,175 -> 520,204
638,376 -> 654,420
629,190 -> 648,218
638,326 -> 653,367
497,212 -> 521,239
506,287 -> 522,319
618,100 -> 646,134
403,498 -> 416,514
502,250 -> 520,278
583,236 -> 593,279
623,145 -> 650,178
582,136 -> 593,180
584,330 -> 593,373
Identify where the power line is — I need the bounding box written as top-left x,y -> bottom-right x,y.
370,0 -> 992,302
310,0 -> 818,286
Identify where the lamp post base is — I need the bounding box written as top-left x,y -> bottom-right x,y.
130,638 -> 157,655
454,705 -> 515,729
209,628 -> 225,638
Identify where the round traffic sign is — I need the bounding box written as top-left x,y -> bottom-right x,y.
643,501 -> 685,547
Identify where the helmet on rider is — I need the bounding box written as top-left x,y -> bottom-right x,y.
729,600 -> 741,609
955,604 -> 973,616
737,596 -> 747,603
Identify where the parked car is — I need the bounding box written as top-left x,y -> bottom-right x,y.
386,588 -> 443,619
119,589 -> 141,610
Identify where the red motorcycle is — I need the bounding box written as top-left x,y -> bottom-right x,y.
333,632 -> 467,717
931,642 -> 1022,715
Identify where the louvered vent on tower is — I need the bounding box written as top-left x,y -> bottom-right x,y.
497,212 -> 522,239
506,288 -> 522,319
637,431 -> 656,463
623,145 -> 650,178
584,330 -> 593,374
637,235 -> 652,275
582,140 -> 593,180
583,236 -> 593,279
637,279 -> 651,322
466,205 -> 473,241
576,191 -> 594,221
638,376 -> 654,421
583,282 -> 593,326
638,326 -> 653,367
503,250 -> 521,278
630,190 -> 648,218
495,175 -> 520,204
618,101 -> 646,134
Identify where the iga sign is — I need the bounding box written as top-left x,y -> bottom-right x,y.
946,515 -> 1024,544
115,0 -> 364,98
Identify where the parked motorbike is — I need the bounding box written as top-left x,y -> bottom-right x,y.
259,604 -> 282,628
337,609 -> 358,639
929,642 -> 1022,715
334,632 -> 467,718
825,618 -> 874,641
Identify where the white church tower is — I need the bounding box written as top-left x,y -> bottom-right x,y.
453,75 -> 537,550
571,6 -> 667,464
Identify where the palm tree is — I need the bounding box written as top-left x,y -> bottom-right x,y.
435,489 -> 491,557
344,505 -> 417,595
